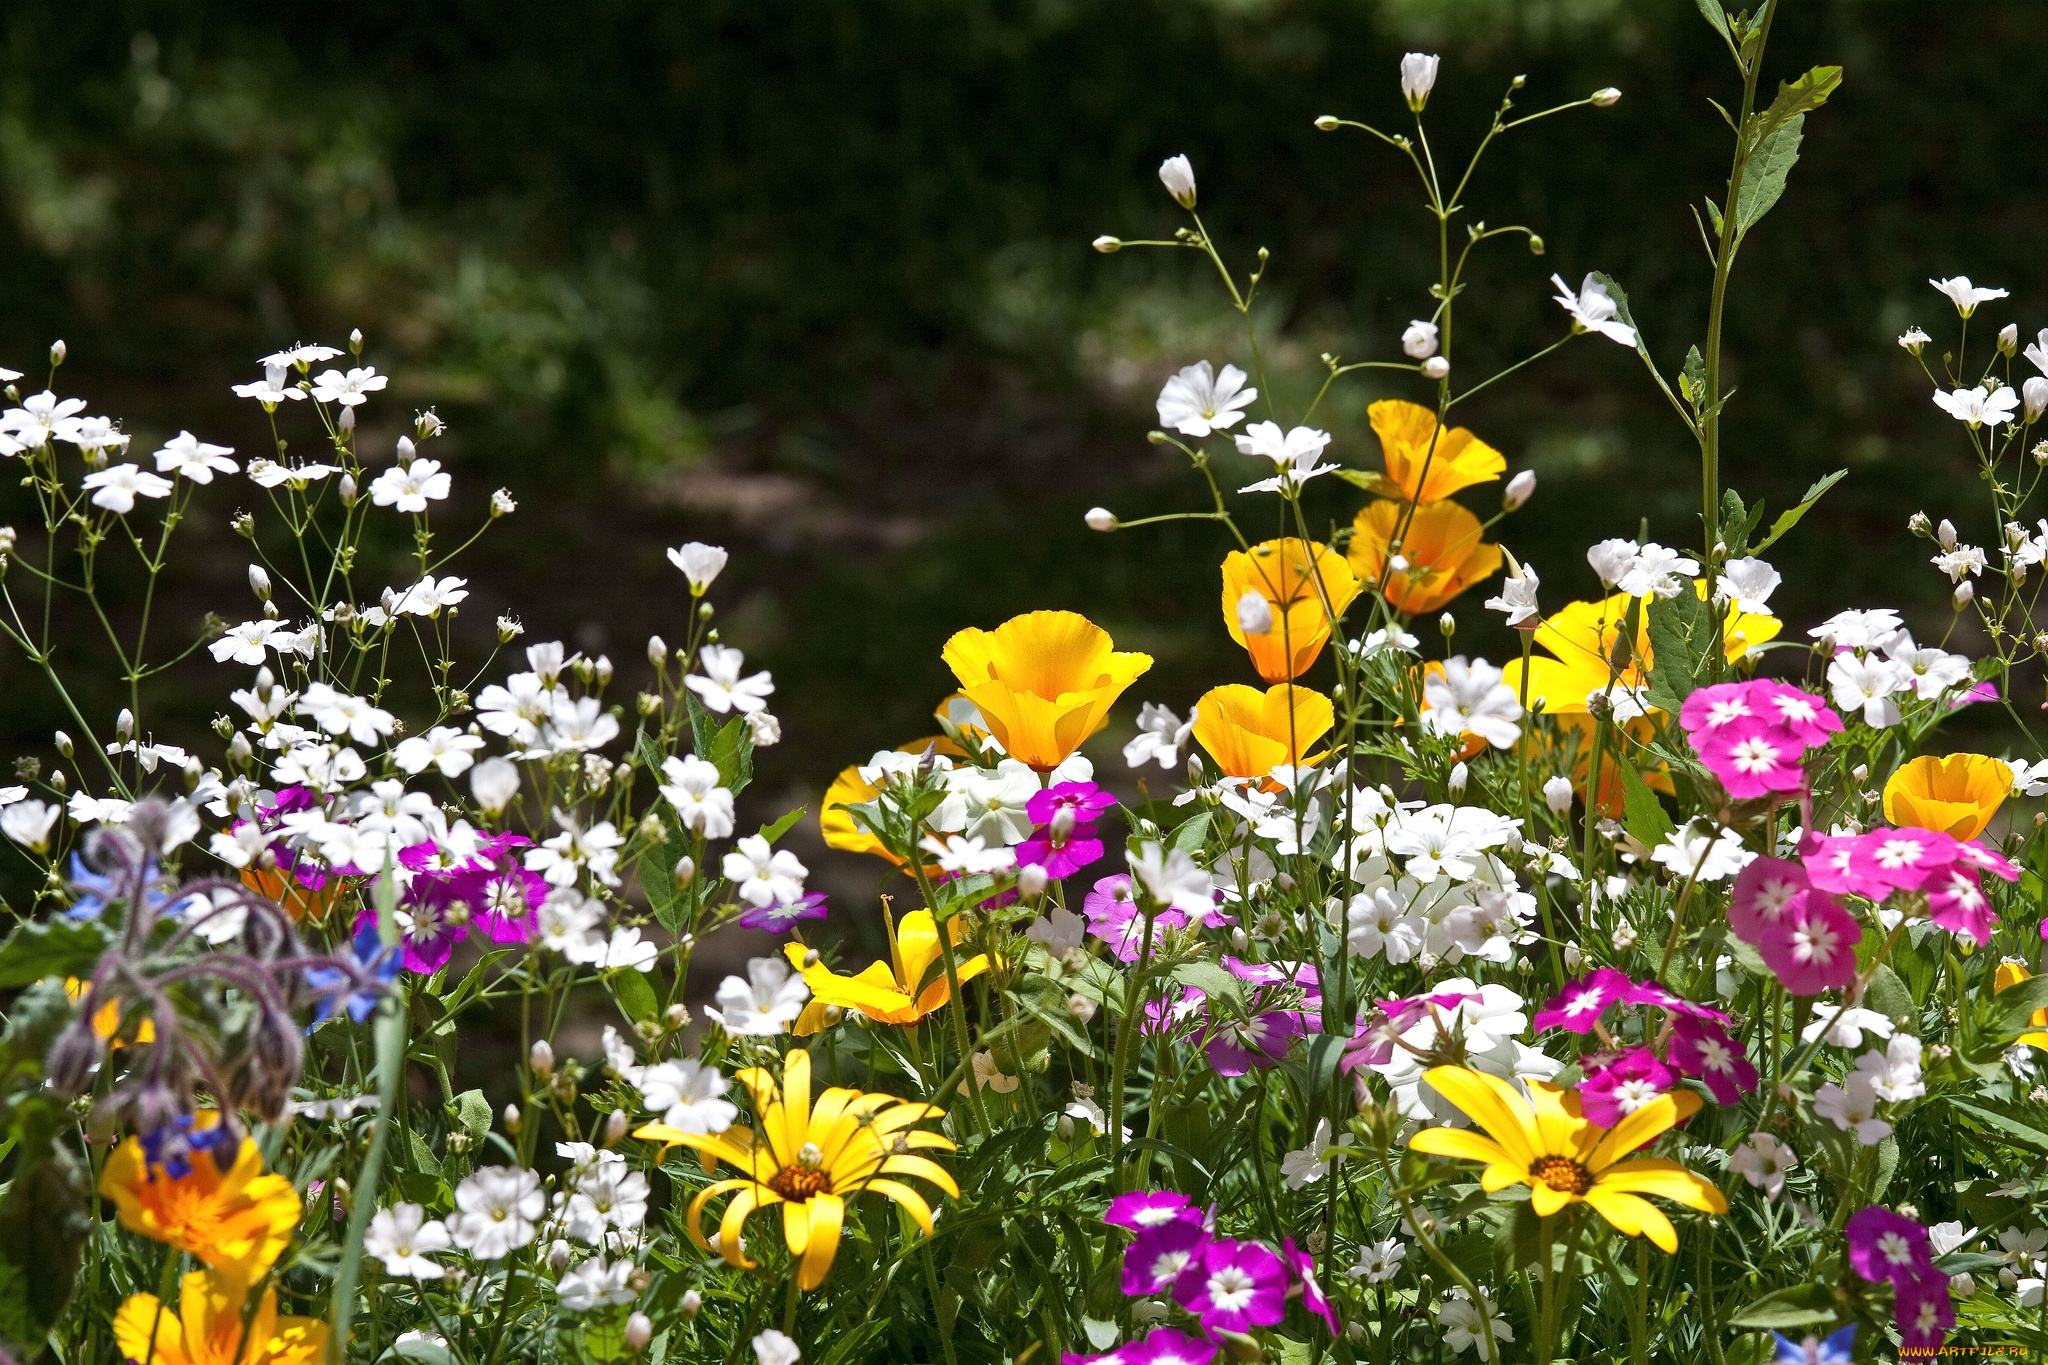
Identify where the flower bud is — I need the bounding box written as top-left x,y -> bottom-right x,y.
417,409 -> 443,438
646,634 -> 668,666
1954,581 -> 1975,609
1564,942 -> 1583,971
1399,52 -> 1440,111
471,757 -> 520,814
1542,774 -> 1573,814
49,340 -> 66,366
1017,862 -> 1049,897
1591,87 -> 1622,107
1235,590 -> 1273,636
396,435 -> 415,464
492,488 -> 517,517
338,473 -> 358,507
625,1313 -> 654,1353
233,511 -> 257,538
1447,761 -> 1468,795
1230,927 -> 1248,952
674,855 -> 697,889
681,1289 -> 703,1320
337,405 -> 355,434
1908,511 -> 1931,537
1313,114 -> 1340,131
1611,923 -> 1638,952
1421,356 -> 1450,380
1056,1114 -> 1076,1139
1504,469 -> 1536,511
1085,506 -> 1117,531
529,1039 -> 555,1077
549,1240 -> 573,1273
1389,554 -> 1410,574
2026,377 -> 2048,423
1438,612 -> 1455,640
0,526 -> 14,555
1937,518 -> 1957,551
1157,155 -> 1197,209
229,732 -> 253,764
1068,994 -> 1097,1024
502,1103 -> 521,1134
1092,236 -> 1123,253
116,709 -> 134,741
349,327 -> 364,353
2000,323 -> 2020,356
605,1109 -> 629,1145
1401,320 -> 1439,360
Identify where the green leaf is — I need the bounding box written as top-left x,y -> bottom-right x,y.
1679,345 -> 1707,407
1171,812 -> 1213,855
1948,1097 -> 2048,1156
1695,0 -> 1731,41
0,916 -> 108,989
454,1089 -> 493,1143
1727,1282 -> 1839,1330
611,969 -> 662,1023
1871,1134 -> 1901,1204
1721,488 -> 1764,561
684,691 -> 754,795
1734,114 -> 1804,237
1993,974 -> 2048,1034
1272,1338 -> 1313,1365
1756,65 -> 1842,141
0,1148 -> 91,1339
1753,469 -> 1847,553
1616,756 -> 1675,851
1643,588 -> 1706,714
1333,468 -> 1405,500
759,806 -> 806,845
1082,1319 -> 1119,1351
406,1128 -> 443,1180
1863,964 -> 1914,1027
1008,973 -> 1098,1056
1170,960 -> 1243,1008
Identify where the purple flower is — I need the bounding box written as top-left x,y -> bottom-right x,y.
459,863 -> 548,944
1084,874 -> 1185,962
1205,1009 -> 1309,1078
1893,1274 -> 1953,1354
1339,990 -> 1484,1074
1577,1048 -> 1674,1127
306,921 -> 399,1026
1105,1190 -> 1198,1231
1016,826 -> 1105,881
1624,979 -> 1732,1026
1846,1206 -> 1935,1287
1026,782 -> 1117,828
141,1114 -> 241,1181
1771,1326 -> 1855,1363
1281,1237 -> 1338,1335
1843,827 -> 1963,898
356,897 -> 468,975
1666,1016 -> 1757,1106
1172,1237 -> 1287,1334
1121,1328 -> 1216,1365
1224,956 -> 1323,1013
737,891 -> 830,932
1121,1219 -> 1210,1296
1533,968 -> 1633,1034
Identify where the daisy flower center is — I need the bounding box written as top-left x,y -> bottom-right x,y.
769,1165 -> 833,1200
1529,1155 -> 1592,1195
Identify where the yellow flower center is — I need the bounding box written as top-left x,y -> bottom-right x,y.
769,1165 -> 832,1200
1529,1156 -> 1592,1195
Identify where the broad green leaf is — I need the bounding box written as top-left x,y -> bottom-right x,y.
1949,1097 -> 2048,1156
1756,65 -> 1843,141
1734,114 -> 1804,236
1727,1283 -> 1839,1330
684,691 -> 754,795
1616,755 -> 1675,851
1082,1319 -> 1120,1351
1333,468 -> 1405,500
454,1089 -> 493,1142
611,969 -> 662,1024
1170,960 -> 1243,1007
1721,488 -> 1765,561
1007,973 -> 1097,1056
1863,964 -> 1914,1027
759,806 -> 806,845
1643,588 -> 1706,714
1753,469 -> 1847,553
390,1339 -> 457,1365
1871,1134 -> 1901,1204
1171,812 -> 1213,855
1695,0 -> 1732,41
0,916 -> 108,989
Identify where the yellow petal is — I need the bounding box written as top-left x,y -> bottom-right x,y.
1586,1090 -> 1698,1172
114,1293 -> 189,1365
866,1177 -> 937,1236
782,1199 -> 811,1258
1584,1188 -> 1678,1253
782,1050 -> 813,1156
1524,1080 -> 1600,1165
1407,1127 -> 1512,1170
719,1188 -> 763,1269
1528,1182 -> 1579,1218
1594,1158 -> 1729,1214
798,1193 -> 845,1291
685,1179 -> 758,1254
1419,1067 -> 1539,1168
876,1154 -> 961,1198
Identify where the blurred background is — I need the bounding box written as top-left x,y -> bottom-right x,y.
0,0 -> 2038,1073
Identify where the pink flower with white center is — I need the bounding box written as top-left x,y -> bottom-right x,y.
1845,827 -> 1962,896
1925,865 -> 1995,944
1695,722 -> 1806,799
1956,839 -> 2020,882
1677,681 -> 1757,736
1532,968 -> 1633,1034
1624,979 -> 1733,1025
1105,1189 -> 1199,1231
1801,834 -> 1885,899
1729,857 -> 1812,944
1666,1015 -> 1757,1105
1847,1206 -> 1936,1287
1577,1048 -> 1673,1127
1282,1238 -> 1339,1335
1124,1327 -> 1218,1365
1755,681 -> 1844,747
1120,1219 -> 1210,1296
1171,1238 -> 1287,1334
1757,890 -> 1861,995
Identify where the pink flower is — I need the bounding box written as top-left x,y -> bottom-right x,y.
1678,681 -> 1762,736
1026,781 -> 1117,827
1624,979 -> 1733,1026
1282,1237 -> 1339,1335
1123,1327 -> 1218,1365
1106,1190 -> 1200,1231
1084,874 -> 1186,961
1666,1015 -> 1757,1105
1957,839 -> 2019,881
1845,827 -> 1962,896
1924,864 -> 1995,944
1846,1206 -> 1935,1286
1122,1219 -> 1211,1296
1893,1274 -> 1954,1355
1756,890 -> 1862,995
1728,857 -> 1812,944
1224,956 -> 1323,1012
1016,825 -> 1105,880
1578,1048 -> 1674,1127
1533,968 -> 1634,1034
1172,1238 -> 1288,1334
1695,722 -> 1808,799
1205,1008 -> 1310,1077
1752,681 -> 1843,747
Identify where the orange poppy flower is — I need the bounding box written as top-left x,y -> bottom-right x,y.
1368,399 -> 1505,503
1219,538 -> 1360,682
1883,753 -> 2011,842
1193,683 -> 1334,780
1346,499 -> 1502,616
942,611 -> 1152,770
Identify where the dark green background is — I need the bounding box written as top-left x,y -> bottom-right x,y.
0,0 -> 2033,930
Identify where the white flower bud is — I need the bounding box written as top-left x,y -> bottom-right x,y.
1067,994 -> 1097,1024
1401,320 -> 1439,360
529,1039 -> 555,1076
247,564 -> 272,601
0,526 -> 15,554
491,488 -> 517,517
502,1103 -> 521,1134
1563,942 -> 1584,971
1611,923 -> 1638,952
229,732 -> 253,764
1092,236 -> 1123,254
116,709 -> 134,741
647,634 -> 668,666
2025,377 -> 2048,423
1017,863 -> 1049,897
470,756 -> 521,815
605,1109 -> 629,1145
1420,356 -> 1450,380
1543,775 -> 1573,814
1592,87 -> 1622,107
337,405 -> 355,433
549,1240 -> 572,1273
625,1313 -> 654,1353
674,855 -> 697,889
2000,323 -> 2020,356
1056,1114 -> 1076,1139
1235,590 -> 1274,636
1314,114 -> 1340,131
1851,763 -> 1870,783
1504,469 -> 1536,511
1230,927 -> 1248,952
397,435 -> 415,463
594,654 -> 614,686
1400,52 -> 1440,110
1908,511 -> 1931,536
1389,554 -> 1410,574
1936,518 -> 1957,550
338,473 -> 358,507
681,1289 -> 703,1320
1438,612 -> 1456,639
416,409 -> 444,438
1085,506 -> 1117,531
1954,581 -> 1975,609
349,327 -> 364,352
1448,761 -> 1468,794
1157,155 -> 1197,209
49,340 -> 66,365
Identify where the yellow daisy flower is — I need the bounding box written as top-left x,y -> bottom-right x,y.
1407,1065 -> 1727,1252
782,906 -> 990,1033
98,1118 -> 301,1285
637,1049 -> 957,1291
115,1268 -> 326,1365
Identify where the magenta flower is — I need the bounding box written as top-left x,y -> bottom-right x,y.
1799,834 -> 1872,898
1624,980 -> 1733,1026
1172,1237 -> 1288,1333
737,891 -> 830,932
1846,1206 -> 1935,1286
1752,682 -> 1843,747
461,864 -> 547,944
1957,839 -> 2020,881
1533,968 -> 1634,1034
1756,890 -> 1861,995
356,899 -> 467,975
1893,1274 -> 1954,1355
1084,874 -> 1186,961
1121,1219 -> 1210,1296
1923,864 -> 1995,944
1224,956 -> 1323,1012
1281,1237 -> 1339,1335
1015,826 -> 1105,880
1026,781 -> 1118,827
1144,984 -> 1207,1038
1578,1048 -> 1675,1127
1666,1015 -> 1757,1105
1205,1009 -> 1309,1077
1847,827 -> 1961,895
1105,1189 -> 1199,1231
1728,857 -> 1813,944
1678,681 -> 1763,736
1695,722 -> 1808,799
1340,990 -> 1483,1072
1122,1328 -> 1217,1365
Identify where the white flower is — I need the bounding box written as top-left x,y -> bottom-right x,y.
566,1158 -> 651,1244
1853,1035 -> 1924,1102
1156,361 -> 1256,437
1931,543 -> 1987,583
659,754 -> 736,838
538,890 -> 608,964
1813,1074 -> 1892,1145
557,1255 -> 639,1311
1826,652 -> 1906,728
1025,906 -> 1086,957
920,832 -> 1017,876
68,793 -> 135,826
1928,1221 -> 1977,1257
364,1203 -> 452,1278
389,575 -> 470,616
667,542 -> 729,591
1399,52 -> 1440,109
1883,633 -> 1970,701
299,682 -> 396,745
542,695 -> 620,755
1350,627 -> 1419,659
0,391 -> 86,448
1383,805 -> 1518,885
152,432 -> 238,483
1617,542 -> 1698,600
447,1166 -> 545,1260
1421,656 -> 1522,750
1929,275 -> 2008,317
1279,1118 -> 1353,1189
1439,1286 -> 1513,1360
1649,820 -> 1755,883
1124,702 -> 1194,770
686,645 -> 775,715
705,956 -> 810,1037
369,459 -> 452,513
81,463 -> 174,514
639,1059 -> 738,1133
1157,155 -> 1196,209
1932,384 -> 2020,429
1715,557 -> 1779,612
2007,758 -> 2048,798
246,459 -> 339,489
477,672 -> 551,746
1,800 -> 60,851
63,416 -> 125,453
309,365 -> 388,405
970,1050 -> 1020,1094
1400,320 -> 1440,360
1128,841 -> 1216,917
1348,1238 -> 1406,1283
1585,537 -> 1640,588
754,1329 -> 802,1365
260,343 -> 343,368
1728,1134 -> 1797,1200
1542,775 -> 1573,814
1550,273 -> 1636,346
1800,1005 -> 1895,1050
722,834 -> 808,907
1898,327 -> 1932,353
525,813 -> 625,887
1232,421 -> 1336,494
1808,607 -> 1904,653
598,926 -> 659,973
1483,557 -> 1539,627
745,711 -> 782,746
934,759 -> 1039,844
232,363 -> 304,405
392,726 -> 484,778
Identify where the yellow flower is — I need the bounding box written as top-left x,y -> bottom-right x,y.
1219,538 -> 1360,683
820,736 -> 967,864
1346,499 -> 1502,616
1502,587 -> 1779,715
1368,399 -> 1505,503
1995,961 -> 2048,1052
99,1119 -> 301,1285
64,977 -> 154,1046
115,1269 -> 326,1365
1193,683 -> 1334,780
783,906 -> 991,1032
942,610 -> 1152,771
637,1048 -> 957,1291
1883,753 -> 2011,841
1408,1066 -> 1726,1253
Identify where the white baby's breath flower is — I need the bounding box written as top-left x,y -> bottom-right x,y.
1929,275 -> 2007,317
152,432 -> 238,483
81,464 -> 174,514
1156,361 -> 1257,437
667,542 -> 729,591
369,458 -> 452,513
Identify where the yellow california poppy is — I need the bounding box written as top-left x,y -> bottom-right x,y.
1193,683 -> 1334,780
1219,538 -> 1360,683
1995,961 -> 2048,1052
1883,753 -> 2012,842
1346,499 -> 1502,616
65,977 -> 154,1046
783,906 -> 991,1032
942,611 -> 1152,770
1503,586 -> 1779,715
115,1268 -> 326,1365
819,736 -> 967,864
638,1049 -> 957,1291
98,1119 -> 301,1286
1368,399 -> 1505,503
1408,1066 -> 1726,1252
